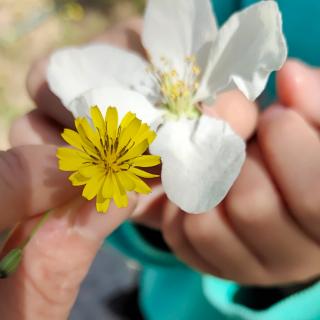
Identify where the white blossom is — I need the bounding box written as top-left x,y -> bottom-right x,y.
47,0 -> 287,213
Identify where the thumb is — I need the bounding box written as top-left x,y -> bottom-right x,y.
0,195 -> 137,320
277,59 -> 320,128
203,90 -> 258,140
0,145 -> 78,230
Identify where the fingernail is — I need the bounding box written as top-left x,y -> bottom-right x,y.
285,59 -> 319,85
288,59 -> 312,72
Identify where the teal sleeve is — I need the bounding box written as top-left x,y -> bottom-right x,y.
108,222 -> 179,268
107,224 -> 320,320
203,276 -> 320,320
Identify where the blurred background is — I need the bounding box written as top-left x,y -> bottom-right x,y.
0,0 -> 145,149
0,1 -> 145,319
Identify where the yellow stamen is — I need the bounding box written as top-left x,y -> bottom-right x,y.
147,55 -> 202,118
192,65 -> 201,76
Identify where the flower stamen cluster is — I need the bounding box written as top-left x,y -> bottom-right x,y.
148,56 -> 201,118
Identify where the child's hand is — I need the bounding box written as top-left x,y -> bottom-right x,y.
159,60 -> 320,286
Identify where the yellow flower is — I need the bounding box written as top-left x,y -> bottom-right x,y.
57,106 -> 161,213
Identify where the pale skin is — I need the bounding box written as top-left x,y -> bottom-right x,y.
0,147 -> 138,320
2,18 -> 320,318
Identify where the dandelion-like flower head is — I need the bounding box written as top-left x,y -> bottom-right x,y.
57,106 -> 160,213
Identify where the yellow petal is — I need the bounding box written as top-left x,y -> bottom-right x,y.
96,191 -> 111,213
79,164 -> 104,178
129,167 -> 159,178
119,111 -> 136,129
113,191 -> 128,208
118,140 -> 149,162
90,105 -> 106,137
57,147 -> 92,171
75,118 -> 103,155
106,107 -> 118,141
112,172 -> 125,195
67,122 -> 99,160
117,117 -> 141,152
111,172 -> 128,207
116,171 -> 135,191
102,171 -> 113,198
130,155 -> 161,167
74,118 -> 92,146
61,129 -> 83,150
69,171 -> 90,186
126,171 -> 151,194
57,147 -> 90,161
59,159 -> 82,171
134,123 -> 156,144
82,173 -> 104,200
123,118 -> 141,138
81,118 -> 100,145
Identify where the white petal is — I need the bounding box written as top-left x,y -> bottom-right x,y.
142,0 -> 217,77
149,115 -> 245,213
69,86 -> 164,129
47,43 -> 157,106
196,1 -> 287,103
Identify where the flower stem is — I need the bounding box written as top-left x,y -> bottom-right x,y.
18,210 -> 51,250
0,223 -> 20,252
0,210 -> 51,278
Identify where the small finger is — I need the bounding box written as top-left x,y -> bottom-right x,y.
225,142 -> 320,283
277,59 -> 320,128
26,57 -> 74,128
203,90 -> 258,140
10,110 -> 64,147
259,106 -> 320,242
94,18 -> 144,56
183,207 -> 268,285
161,202 -> 221,275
